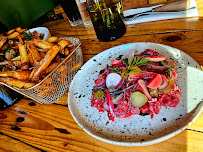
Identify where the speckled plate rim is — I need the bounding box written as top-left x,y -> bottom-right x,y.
69,101 -> 202,146
68,42 -> 203,146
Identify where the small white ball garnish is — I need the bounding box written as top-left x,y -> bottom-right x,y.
106,73 -> 122,88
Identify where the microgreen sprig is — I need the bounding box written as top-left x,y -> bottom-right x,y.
24,32 -> 33,41
127,56 -> 154,70
108,67 -> 122,75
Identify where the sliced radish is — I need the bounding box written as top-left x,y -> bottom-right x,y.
147,74 -> 162,89
172,69 -> 178,80
148,56 -> 166,62
137,79 -> 152,100
159,75 -> 169,89
111,59 -> 123,66
106,73 -> 122,88
106,90 -> 115,120
116,77 -> 123,89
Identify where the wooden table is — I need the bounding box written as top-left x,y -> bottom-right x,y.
0,17 -> 202,152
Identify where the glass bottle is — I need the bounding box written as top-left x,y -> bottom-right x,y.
87,0 -> 126,42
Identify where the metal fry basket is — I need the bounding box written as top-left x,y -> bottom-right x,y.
0,37 -> 83,104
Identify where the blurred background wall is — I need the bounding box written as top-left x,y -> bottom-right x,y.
0,0 -> 59,29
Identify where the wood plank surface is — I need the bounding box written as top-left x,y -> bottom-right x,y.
44,17 -> 203,66
0,99 -> 202,152
44,17 -> 203,40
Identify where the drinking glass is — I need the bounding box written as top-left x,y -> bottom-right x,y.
76,0 -> 93,27
60,0 -> 83,27
87,0 -> 126,42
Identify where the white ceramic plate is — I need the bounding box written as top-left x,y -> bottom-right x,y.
68,42 -> 203,146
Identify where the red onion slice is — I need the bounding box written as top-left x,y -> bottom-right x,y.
114,91 -> 126,111
115,95 -> 132,116
106,90 -> 115,120
113,93 -> 124,104
137,79 -> 152,100
103,101 -> 110,111
159,75 -> 169,90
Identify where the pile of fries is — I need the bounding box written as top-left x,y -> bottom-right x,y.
0,27 -> 80,92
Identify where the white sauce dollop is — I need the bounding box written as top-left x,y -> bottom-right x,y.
106,73 -> 122,88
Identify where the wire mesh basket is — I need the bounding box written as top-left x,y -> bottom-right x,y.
0,37 -> 83,104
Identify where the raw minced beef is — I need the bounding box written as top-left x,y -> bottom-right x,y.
91,49 -> 182,122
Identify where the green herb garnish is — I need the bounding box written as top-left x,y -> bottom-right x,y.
126,56 -> 154,70
24,32 -> 32,41
109,67 -> 122,75
108,55 -> 154,87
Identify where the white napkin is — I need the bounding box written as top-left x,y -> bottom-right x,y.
124,0 -> 199,25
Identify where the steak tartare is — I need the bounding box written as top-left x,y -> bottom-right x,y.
91,49 -> 182,121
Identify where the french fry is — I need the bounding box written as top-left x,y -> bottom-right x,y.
58,64 -> 67,73
19,33 -> 25,39
29,44 -> 61,81
0,35 -> 7,49
39,52 -> 46,58
15,27 -> 22,32
26,42 -> 41,61
64,47 -> 70,56
0,60 -> 22,69
8,32 -> 20,39
44,62 -> 59,74
70,62 -> 82,73
24,82 -> 36,89
18,28 -> 27,33
54,55 -> 61,63
20,62 -> 30,70
69,46 -> 77,54
0,78 -> 24,88
13,70 -> 31,80
46,36 -> 58,43
35,84 -> 56,90
43,77 -> 53,85
58,62 -> 81,80
17,35 -> 24,44
59,48 -> 65,55
58,64 -> 67,80
36,91 -> 47,98
7,29 -> 15,35
0,77 -> 35,89
1,42 -> 9,50
57,39 -> 69,50
0,71 -> 14,77
12,45 -> 19,50
28,53 -> 36,67
33,39 -> 53,50
36,85 -> 56,98
66,56 -> 73,63
18,44 -> 29,64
